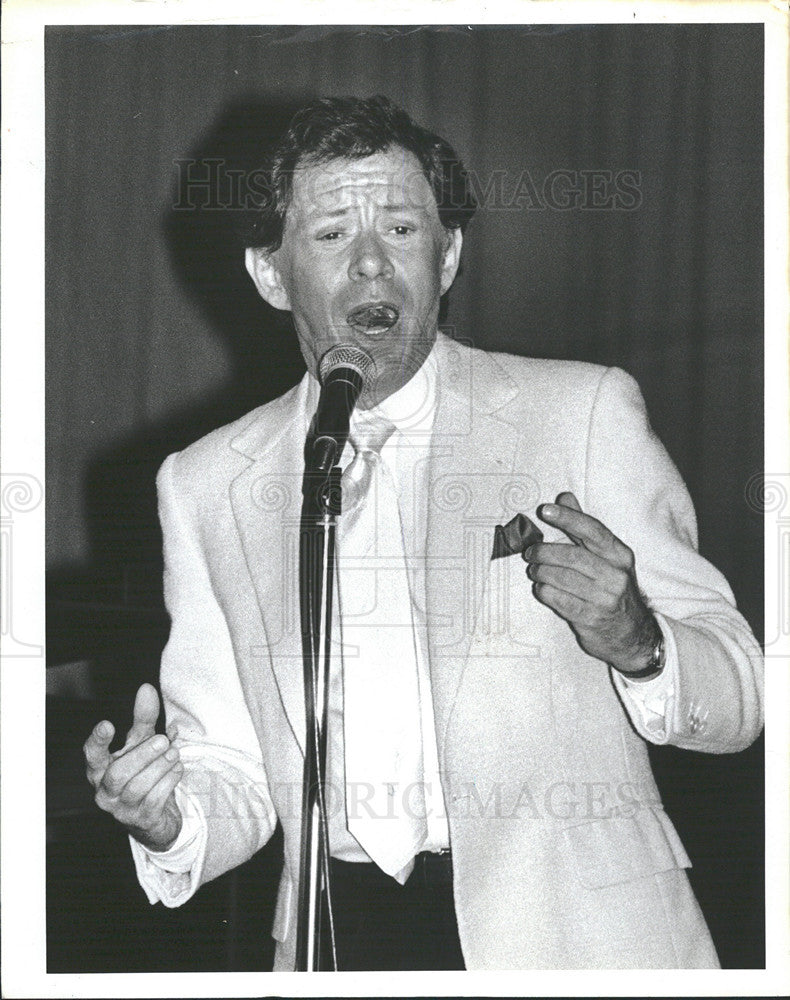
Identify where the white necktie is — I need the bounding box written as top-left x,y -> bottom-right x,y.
335,421 -> 428,877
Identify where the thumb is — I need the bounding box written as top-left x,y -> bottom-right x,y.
556,491 -> 582,512
124,683 -> 161,747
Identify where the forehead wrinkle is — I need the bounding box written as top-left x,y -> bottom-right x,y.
287,152 -> 439,228
293,180 -> 402,221
301,178 -> 416,202
302,200 -> 427,221
293,158 -> 430,192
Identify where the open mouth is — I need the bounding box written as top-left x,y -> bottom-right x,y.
346,303 -> 400,336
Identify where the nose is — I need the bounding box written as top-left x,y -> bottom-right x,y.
348,232 -> 395,282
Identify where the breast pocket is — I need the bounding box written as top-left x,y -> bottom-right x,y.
475,555 -> 544,657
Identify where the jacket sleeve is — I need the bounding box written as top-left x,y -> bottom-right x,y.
584,367 -> 764,753
130,452 -> 277,906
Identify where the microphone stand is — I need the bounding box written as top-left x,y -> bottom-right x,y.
294,346 -> 370,970
295,464 -> 341,971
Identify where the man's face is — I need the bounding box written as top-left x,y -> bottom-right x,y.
247,148 -> 462,406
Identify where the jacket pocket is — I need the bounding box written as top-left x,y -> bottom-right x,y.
562,806 -> 691,890
271,868 -> 293,942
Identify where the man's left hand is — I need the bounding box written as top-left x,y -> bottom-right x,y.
525,492 -> 659,676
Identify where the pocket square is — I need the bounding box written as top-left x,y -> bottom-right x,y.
492,512 -> 544,560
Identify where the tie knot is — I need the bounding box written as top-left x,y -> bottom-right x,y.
349,418 -> 396,457
342,419 -> 396,513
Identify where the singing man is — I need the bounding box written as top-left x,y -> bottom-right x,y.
83,95 -> 763,970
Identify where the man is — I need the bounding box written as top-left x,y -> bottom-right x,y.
83,96 -> 763,970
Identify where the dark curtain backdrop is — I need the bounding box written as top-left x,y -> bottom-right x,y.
46,24 -> 764,972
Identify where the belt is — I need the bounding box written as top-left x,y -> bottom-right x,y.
410,848 -> 453,887
330,849 -> 453,889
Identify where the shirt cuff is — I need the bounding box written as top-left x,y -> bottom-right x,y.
128,783 -> 207,907
611,612 -> 678,744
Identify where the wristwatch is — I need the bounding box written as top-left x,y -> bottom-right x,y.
623,623 -> 665,679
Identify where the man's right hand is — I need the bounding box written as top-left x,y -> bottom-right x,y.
84,683 -> 184,852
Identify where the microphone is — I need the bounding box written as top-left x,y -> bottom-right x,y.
309,345 -> 375,473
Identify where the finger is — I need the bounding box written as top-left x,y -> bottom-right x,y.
139,759 -> 184,818
102,734 -> 171,797
524,541 -> 599,578
165,721 -> 179,743
531,580 -> 586,621
124,683 -> 161,747
117,746 -> 181,806
526,562 -> 600,603
538,501 -> 631,565
83,720 -> 115,772
524,542 -> 627,594
556,491 -> 582,512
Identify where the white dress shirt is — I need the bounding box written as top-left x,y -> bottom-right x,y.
327,342 -> 450,875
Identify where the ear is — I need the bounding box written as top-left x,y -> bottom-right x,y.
439,227 -> 463,295
245,247 -> 292,311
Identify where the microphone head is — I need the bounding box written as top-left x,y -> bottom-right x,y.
318,344 -> 375,388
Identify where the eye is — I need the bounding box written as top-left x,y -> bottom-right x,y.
391,225 -> 413,236
317,230 -> 344,242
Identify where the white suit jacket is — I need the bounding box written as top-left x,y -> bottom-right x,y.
146,333 -> 763,969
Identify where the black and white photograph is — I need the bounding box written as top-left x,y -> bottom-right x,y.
2,3 -> 788,996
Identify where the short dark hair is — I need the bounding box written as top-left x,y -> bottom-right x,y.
247,95 -> 477,251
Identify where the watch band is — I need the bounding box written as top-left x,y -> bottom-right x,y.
621,626 -> 665,679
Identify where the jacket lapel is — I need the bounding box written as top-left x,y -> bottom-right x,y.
425,336 -> 527,748
228,375 -> 315,755
225,337 -> 533,758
